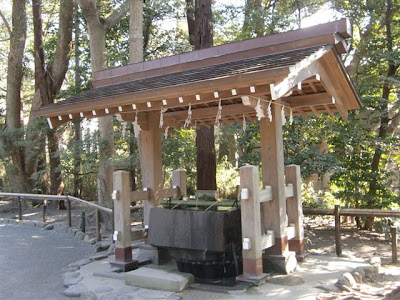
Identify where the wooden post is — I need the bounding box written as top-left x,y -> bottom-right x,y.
111,170 -> 137,271
236,165 -> 267,283
285,165 -> 306,259
259,102 -> 289,256
42,202 -> 46,223
96,209 -> 101,241
391,226 -> 398,263
67,199 -> 72,227
172,169 -> 187,197
334,205 -> 342,256
18,197 -> 22,221
139,111 -> 163,227
81,212 -> 86,233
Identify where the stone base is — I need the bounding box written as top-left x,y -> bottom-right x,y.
236,273 -> 269,286
263,251 -> 297,274
137,244 -> 170,265
110,260 -> 138,272
296,252 -> 310,262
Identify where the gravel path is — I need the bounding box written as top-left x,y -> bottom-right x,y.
0,224 -> 95,300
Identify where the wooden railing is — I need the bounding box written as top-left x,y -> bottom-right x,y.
0,192 -> 113,241
304,205 -> 399,263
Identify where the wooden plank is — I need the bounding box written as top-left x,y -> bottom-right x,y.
113,171 -> 132,247
161,187 -> 181,199
259,186 -> 272,203
271,46 -> 330,100
282,92 -> 334,108
130,190 -> 150,202
261,230 -> 275,250
287,225 -> 296,240
285,184 -> 294,198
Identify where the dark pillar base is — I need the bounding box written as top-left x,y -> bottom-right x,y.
289,239 -> 308,262
110,246 -> 138,272
242,257 -> 263,276
236,273 -> 269,286
110,260 -> 138,272
263,251 -> 297,274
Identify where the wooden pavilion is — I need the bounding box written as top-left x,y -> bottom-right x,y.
36,19 -> 361,276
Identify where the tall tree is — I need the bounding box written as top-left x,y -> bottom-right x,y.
186,0 -> 217,190
32,0 -> 74,199
77,0 -> 130,206
2,0 -> 27,191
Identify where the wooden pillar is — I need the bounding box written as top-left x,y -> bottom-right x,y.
260,102 -> 288,254
172,169 -> 187,197
334,205 -> 342,257
285,165 -> 306,260
236,165 -> 268,284
111,170 -> 137,271
391,226 -> 398,264
260,101 -> 296,274
139,111 -> 163,227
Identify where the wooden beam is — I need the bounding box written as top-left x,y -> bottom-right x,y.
131,189 -> 150,202
270,46 -> 331,100
282,92 -> 334,108
36,67 -> 288,118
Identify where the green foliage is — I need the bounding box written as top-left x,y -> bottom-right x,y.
216,157 -> 239,199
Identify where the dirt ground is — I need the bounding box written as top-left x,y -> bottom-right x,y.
1,200 -> 400,299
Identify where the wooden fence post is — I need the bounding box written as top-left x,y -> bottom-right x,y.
67,199 -> 72,227
391,226 -> 398,263
42,201 -> 46,222
81,212 -> 86,233
335,205 -> 342,256
18,197 -> 22,221
237,165 -> 267,284
96,209 -> 101,241
285,165 -> 306,259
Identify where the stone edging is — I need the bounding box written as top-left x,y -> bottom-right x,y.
0,217 -> 97,245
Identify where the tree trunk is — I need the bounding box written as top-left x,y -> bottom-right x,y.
363,0 -> 398,230
4,0 -> 27,192
77,0 -> 129,206
32,0 -> 74,201
73,4 -> 82,198
192,0 -> 216,190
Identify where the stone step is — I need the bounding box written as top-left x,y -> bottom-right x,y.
125,266 -> 193,292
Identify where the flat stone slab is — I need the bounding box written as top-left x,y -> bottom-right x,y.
125,267 -> 194,292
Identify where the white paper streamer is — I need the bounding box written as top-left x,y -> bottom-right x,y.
267,101 -> 272,122
289,108 -> 293,125
215,99 -> 222,134
184,103 -> 192,128
281,106 -> 286,126
133,110 -> 141,138
255,97 -> 265,120
159,107 -> 168,128
164,126 -> 169,139
242,114 -> 246,133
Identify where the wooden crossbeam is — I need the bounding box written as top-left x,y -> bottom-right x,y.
270,46 -> 331,100
131,189 -> 150,202
282,92 -> 334,108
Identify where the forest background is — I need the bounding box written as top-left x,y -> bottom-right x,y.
0,0 -> 399,230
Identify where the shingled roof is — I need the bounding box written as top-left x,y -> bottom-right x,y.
36,19 -> 361,129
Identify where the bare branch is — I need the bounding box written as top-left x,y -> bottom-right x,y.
0,10 -> 11,36
104,0 -> 130,32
